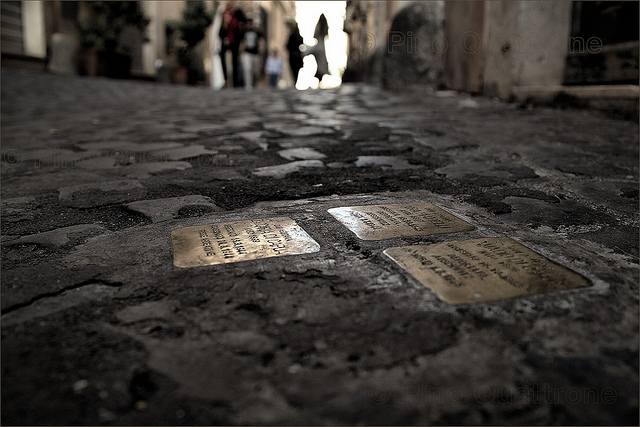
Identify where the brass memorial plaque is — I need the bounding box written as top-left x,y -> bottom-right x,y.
328,203 -> 474,240
384,237 -> 592,305
171,217 -> 320,268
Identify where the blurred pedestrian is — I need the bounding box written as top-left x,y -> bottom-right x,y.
265,48 -> 283,88
210,3 -> 226,90
286,21 -> 304,86
219,2 -> 246,88
241,17 -> 264,90
311,14 -> 329,82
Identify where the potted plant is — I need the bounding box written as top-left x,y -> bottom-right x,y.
167,1 -> 213,84
76,1 -> 150,78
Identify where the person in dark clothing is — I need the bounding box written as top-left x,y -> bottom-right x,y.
286,21 -> 304,86
219,2 -> 246,88
218,3 -> 233,84
311,14 -> 329,81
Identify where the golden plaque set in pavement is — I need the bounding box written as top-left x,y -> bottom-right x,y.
171,217 -> 320,268
384,237 -> 592,305
327,202 -> 475,240
171,202 -> 592,304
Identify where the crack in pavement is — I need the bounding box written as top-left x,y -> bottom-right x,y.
1,278 -> 123,316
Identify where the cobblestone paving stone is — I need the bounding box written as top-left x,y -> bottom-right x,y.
1,69 -> 638,425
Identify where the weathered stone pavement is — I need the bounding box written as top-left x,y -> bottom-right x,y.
1,68 -> 638,425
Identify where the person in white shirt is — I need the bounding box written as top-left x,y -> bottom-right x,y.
241,17 -> 263,89
264,48 -> 283,88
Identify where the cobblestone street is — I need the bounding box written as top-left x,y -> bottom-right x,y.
1,68 -> 638,425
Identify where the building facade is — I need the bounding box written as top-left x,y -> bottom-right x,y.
344,0 -> 639,103
1,1 -> 296,87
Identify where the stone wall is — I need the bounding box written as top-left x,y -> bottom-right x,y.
443,1 -> 485,93
343,1 -> 391,83
482,1 -> 572,98
344,0 -> 445,90
347,1 -> 605,100
383,1 -> 445,90
480,1 -> 519,99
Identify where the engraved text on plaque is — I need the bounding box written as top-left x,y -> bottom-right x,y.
328,202 -> 474,240
384,237 -> 591,304
172,217 -> 320,268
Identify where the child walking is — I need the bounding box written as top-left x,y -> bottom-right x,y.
264,48 -> 283,88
